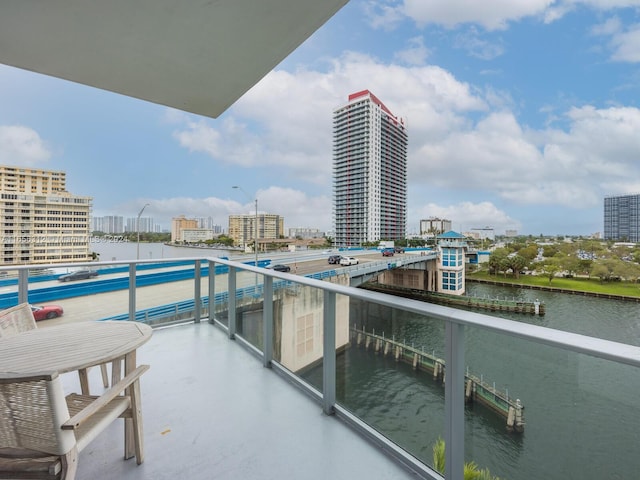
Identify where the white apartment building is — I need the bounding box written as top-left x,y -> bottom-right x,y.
332,90 -> 407,247
180,228 -> 215,243
228,213 -> 284,248
288,227 -> 324,239
92,215 -> 124,234
0,165 -> 92,265
125,217 -> 154,233
420,217 -> 452,235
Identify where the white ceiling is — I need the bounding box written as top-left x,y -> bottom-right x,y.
0,0 -> 348,118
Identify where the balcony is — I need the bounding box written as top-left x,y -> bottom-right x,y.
3,256 -> 640,480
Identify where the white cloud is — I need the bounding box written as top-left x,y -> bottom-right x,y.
368,0 -> 640,31
610,24 -> 640,62
591,16 -> 623,36
591,17 -> 640,63
401,0 -> 555,30
167,51 -> 640,232
394,36 -> 431,65
411,103 -> 640,209
254,187 -> 332,230
364,0 -> 406,31
171,52 -> 486,185
454,27 -> 505,60
0,125 -> 51,166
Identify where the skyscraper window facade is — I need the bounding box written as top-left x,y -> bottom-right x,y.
332,90 -> 408,248
604,194 -> 640,242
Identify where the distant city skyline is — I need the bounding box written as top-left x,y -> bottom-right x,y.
3,1 -> 640,236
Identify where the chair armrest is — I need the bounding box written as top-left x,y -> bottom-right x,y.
62,364 -> 150,430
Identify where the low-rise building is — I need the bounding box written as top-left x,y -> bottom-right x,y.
171,215 -> 198,243
181,228 -> 215,243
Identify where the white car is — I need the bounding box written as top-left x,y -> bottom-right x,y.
339,256 -> 359,266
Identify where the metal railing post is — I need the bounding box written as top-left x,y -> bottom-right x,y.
228,266 -> 236,339
445,321 -> 465,480
128,263 -> 136,322
322,291 -> 336,415
194,260 -> 201,323
208,260 -> 216,323
17,269 -> 29,305
263,275 -> 273,368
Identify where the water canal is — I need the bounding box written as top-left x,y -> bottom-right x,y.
303,282 -> 640,480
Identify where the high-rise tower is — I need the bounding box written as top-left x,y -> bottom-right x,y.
604,194 -> 640,242
332,90 -> 407,248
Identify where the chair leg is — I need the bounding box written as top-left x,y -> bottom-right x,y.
100,363 -> 109,388
111,359 -> 122,386
77,369 -> 90,395
129,379 -> 145,465
60,447 -> 79,480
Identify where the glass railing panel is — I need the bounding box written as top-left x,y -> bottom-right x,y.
211,261 -> 230,328
234,270 -> 266,350
132,260 -> 200,325
463,325 -> 640,480
229,266 -> 258,336
301,294 -> 446,469
271,279 -> 325,390
347,298 -> 446,468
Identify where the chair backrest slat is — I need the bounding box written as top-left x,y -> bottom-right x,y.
0,303 -> 37,338
0,372 -> 75,455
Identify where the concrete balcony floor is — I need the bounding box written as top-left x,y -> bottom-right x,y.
69,321 -> 420,480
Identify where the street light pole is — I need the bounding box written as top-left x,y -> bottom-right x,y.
136,203 -> 150,260
232,186 -> 259,268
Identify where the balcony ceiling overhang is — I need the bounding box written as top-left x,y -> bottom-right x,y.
0,0 -> 348,118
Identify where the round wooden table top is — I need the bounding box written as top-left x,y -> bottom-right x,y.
0,321 -> 152,375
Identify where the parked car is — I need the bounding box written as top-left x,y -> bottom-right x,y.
394,247 -> 405,253
382,249 -> 394,257
328,255 -> 342,264
58,269 -> 98,282
30,304 -> 64,321
339,256 -> 359,266
268,264 -> 291,272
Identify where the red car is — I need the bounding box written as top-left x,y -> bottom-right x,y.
30,304 -> 64,321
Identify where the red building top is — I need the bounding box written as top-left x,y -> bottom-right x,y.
348,90 -> 404,125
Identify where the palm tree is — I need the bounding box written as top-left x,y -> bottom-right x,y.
432,437 -> 502,480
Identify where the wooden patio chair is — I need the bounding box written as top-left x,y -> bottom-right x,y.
0,303 -> 111,392
0,365 -> 149,479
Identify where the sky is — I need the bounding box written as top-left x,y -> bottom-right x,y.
2,0 -> 640,237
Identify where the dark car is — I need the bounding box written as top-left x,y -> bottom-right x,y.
382,249 -> 394,257
268,264 -> 291,272
58,269 -> 99,282
30,304 -> 64,320
394,247 -> 405,253
328,255 -> 342,264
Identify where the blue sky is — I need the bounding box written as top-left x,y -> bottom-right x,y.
2,0 -> 640,236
